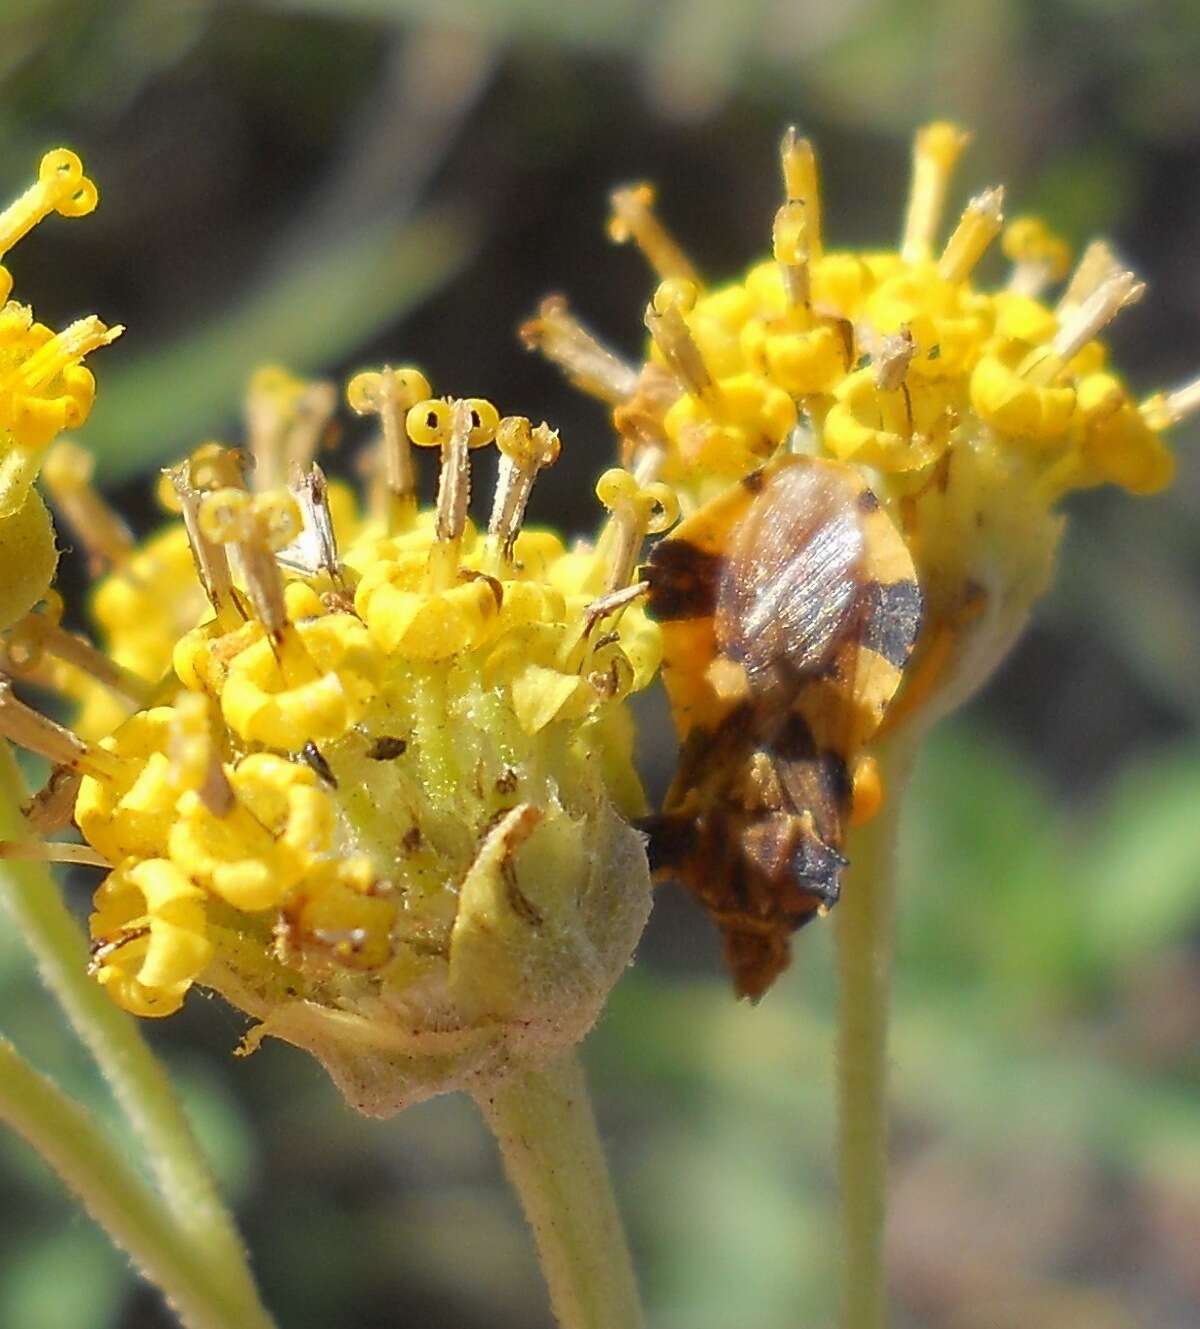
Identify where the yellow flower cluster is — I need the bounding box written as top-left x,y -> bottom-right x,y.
594,126 -> 1175,507
3,351 -> 662,1110
2,128 -> 1191,1102
0,150 -> 121,628
525,122 -> 1193,727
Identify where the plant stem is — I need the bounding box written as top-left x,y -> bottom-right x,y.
835,739 -> 917,1329
0,1036 -> 251,1329
474,1050 -> 645,1329
0,742 -> 274,1328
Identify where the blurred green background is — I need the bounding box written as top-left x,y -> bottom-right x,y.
1,0 -> 1198,1326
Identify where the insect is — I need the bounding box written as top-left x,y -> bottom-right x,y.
643,454 -> 922,999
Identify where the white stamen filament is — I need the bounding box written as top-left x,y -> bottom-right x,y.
519,297 -> 640,404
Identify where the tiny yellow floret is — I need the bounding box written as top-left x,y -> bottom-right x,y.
0,151 -> 117,625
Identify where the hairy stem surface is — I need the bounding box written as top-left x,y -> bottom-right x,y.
835,740 -> 917,1329
474,1050 -> 644,1329
0,1036 -> 260,1329
0,742 -> 274,1327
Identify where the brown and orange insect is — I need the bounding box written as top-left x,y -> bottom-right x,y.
643,454 -> 922,999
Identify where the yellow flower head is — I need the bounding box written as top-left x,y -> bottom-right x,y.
0,150 -> 121,629
523,122 -> 1191,730
5,364 -> 663,1116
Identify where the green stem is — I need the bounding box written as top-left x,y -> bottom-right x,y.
474,1051 -> 645,1329
835,739 -> 917,1329
0,743 -> 274,1328
0,1037 -> 251,1329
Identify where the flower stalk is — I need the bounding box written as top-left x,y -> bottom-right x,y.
835,736 -> 919,1329
474,1051 -> 645,1329
0,1035 -> 261,1329
0,742 -> 274,1328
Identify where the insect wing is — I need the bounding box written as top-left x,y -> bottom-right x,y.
715,460 -> 867,700
643,454 -> 923,1000
646,477 -> 762,744
784,479 -> 922,758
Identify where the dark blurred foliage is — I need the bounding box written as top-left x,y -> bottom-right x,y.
0,2 -> 1198,1326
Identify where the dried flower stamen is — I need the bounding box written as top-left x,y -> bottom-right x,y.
901,122 -> 971,263
608,182 -> 700,285
518,296 -> 639,405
